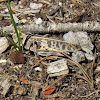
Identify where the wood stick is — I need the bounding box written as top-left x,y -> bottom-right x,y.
0,21 -> 100,34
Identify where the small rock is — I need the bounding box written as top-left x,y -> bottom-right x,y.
0,37 -> 9,54
63,31 -> 94,53
0,67 -> 3,73
85,53 -> 94,60
5,8 -> 8,12
47,59 -> 69,77
95,65 -> 100,72
63,31 -> 79,45
96,77 -> 100,85
72,51 -> 85,62
59,2 -> 62,6
35,67 -> 42,72
63,31 -> 94,60
76,32 -> 94,54
35,18 -> 43,24
0,59 -> 7,63
29,3 -> 43,9
24,10 -> 40,14
19,5 -> 23,9
0,59 -> 7,66
0,74 -> 10,96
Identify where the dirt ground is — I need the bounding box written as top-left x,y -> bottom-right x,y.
0,0 -> 100,100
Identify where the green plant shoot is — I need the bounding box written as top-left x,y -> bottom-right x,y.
7,0 -> 22,51
2,0 -> 22,52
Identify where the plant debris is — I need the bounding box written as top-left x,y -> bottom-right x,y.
0,0 -> 100,99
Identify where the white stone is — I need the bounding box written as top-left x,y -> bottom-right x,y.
63,31 -> 79,45
0,37 -> 9,54
72,51 -> 85,62
35,18 -> 43,24
76,32 -> 94,54
47,59 -> 69,77
5,8 -> 8,12
96,77 -> 100,85
95,65 -> 100,71
0,75 -> 10,96
35,67 -> 42,72
59,2 -> 62,6
0,59 -> 7,63
29,3 -> 43,9
85,53 -> 94,60
63,31 -> 94,53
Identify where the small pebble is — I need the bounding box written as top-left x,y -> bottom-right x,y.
0,59 -> 7,63
35,18 -> 43,24
5,8 -> 8,12
0,37 -> 9,54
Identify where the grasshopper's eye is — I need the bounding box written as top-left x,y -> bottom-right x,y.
34,41 -> 38,45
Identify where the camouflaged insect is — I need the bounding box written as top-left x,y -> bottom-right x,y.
24,36 -> 81,56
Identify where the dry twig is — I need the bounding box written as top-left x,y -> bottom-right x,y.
80,90 -> 100,98
43,75 -> 65,91
62,52 -> 94,87
1,21 -> 100,34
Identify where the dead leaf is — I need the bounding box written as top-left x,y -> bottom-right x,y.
9,50 -> 25,63
43,85 -> 56,95
20,78 -> 30,85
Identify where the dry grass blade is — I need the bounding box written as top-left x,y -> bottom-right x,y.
67,73 -> 92,84
30,36 -> 79,46
80,90 -> 100,97
46,15 -> 56,24
32,56 -> 58,68
62,52 -> 93,87
89,49 -> 96,87
66,59 -> 92,85
71,0 -> 86,7
43,75 -> 65,91
32,56 -> 48,68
